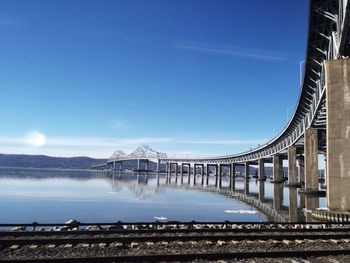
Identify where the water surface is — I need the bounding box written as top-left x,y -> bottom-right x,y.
0,168 -> 268,223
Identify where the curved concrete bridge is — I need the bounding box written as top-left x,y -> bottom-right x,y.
160,0 -> 350,213
94,1 -> 350,214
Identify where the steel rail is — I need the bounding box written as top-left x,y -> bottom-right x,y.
1,249 -> 350,262
1,220 -> 349,228
2,226 -> 350,238
1,232 -> 350,246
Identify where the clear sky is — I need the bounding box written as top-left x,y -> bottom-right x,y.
0,0 -> 308,158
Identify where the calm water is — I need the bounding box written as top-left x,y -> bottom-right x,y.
0,168 -> 326,223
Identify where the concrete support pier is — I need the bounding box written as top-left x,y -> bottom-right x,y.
325,59 -> 350,212
272,155 -> 284,183
206,165 -> 210,186
288,146 -> 298,186
259,180 -> 265,202
258,159 -> 265,181
244,162 -> 250,179
273,183 -> 283,211
244,162 -> 249,195
216,164 -> 221,188
230,163 -> 235,191
218,164 -> 222,188
289,187 -> 298,222
298,159 -> 305,186
304,128 -> 319,191
157,159 -> 161,173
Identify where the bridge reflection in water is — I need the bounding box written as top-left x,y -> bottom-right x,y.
98,170 -> 326,223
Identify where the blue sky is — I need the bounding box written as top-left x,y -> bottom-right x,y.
0,0 -> 308,158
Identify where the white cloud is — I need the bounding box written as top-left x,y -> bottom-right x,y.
181,139 -> 267,145
174,40 -> 286,61
110,119 -> 131,130
0,133 -> 266,158
46,136 -> 173,147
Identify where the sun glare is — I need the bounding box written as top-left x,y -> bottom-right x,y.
24,131 -> 46,147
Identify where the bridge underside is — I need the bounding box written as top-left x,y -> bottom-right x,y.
92,0 -> 350,214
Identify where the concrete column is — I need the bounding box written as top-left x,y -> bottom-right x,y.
298,159 -> 304,185
230,163 -> 235,191
325,59 -> 350,212
193,164 -> 197,185
258,180 -> 265,202
288,146 -> 297,185
137,159 -> 140,170
305,195 -> 319,222
244,162 -> 249,195
273,183 -> 283,211
145,160 -> 149,171
175,163 -> 178,174
244,178 -> 249,195
273,155 -> 283,182
288,187 -> 298,222
206,165 -> 210,186
323,155 -> 327,187
215,164 -> 219,187
218,164 -> 222,188
244,162 -> 250,179
304,128 -> 319,191
258,159 -> 265,180
157,159 -> 160,172
188,164 -> 191,184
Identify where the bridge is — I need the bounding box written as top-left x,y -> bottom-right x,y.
93,0 -> 350,214
91,145 -> 167,172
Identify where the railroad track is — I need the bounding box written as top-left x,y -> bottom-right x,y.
1,250 -> 350,263
1,222 -> 350,262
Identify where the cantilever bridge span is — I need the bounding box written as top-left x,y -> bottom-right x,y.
92,145 -> 167,171
94,0 -> 350,213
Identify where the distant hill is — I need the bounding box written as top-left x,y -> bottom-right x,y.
0,154 -> 107,169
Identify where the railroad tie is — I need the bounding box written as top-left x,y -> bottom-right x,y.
130,242 -> 139,248
282,240 -> 292,245
330,239 -> 339,244
189,241 -> 198,246
110,242 -> 123,248
217,240 -> 226,246
161,241 -> 169,246
9,245 -> 19,250
295,239 -> 304,245
29,245 -> 38,249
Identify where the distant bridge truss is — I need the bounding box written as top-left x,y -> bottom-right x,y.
108,145 -> 167,162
